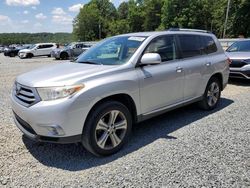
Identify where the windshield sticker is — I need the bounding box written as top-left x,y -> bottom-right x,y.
128,37 -> 146,42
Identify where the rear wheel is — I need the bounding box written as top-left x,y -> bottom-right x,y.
82,101 -> 132,156
199,77 -> 221,110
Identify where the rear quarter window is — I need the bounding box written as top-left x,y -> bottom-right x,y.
202,36 -> 217,54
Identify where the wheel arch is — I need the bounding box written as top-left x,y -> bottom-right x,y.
85,93 -> 138,126
210,72 -> 223,90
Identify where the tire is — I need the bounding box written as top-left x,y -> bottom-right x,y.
10,52 -> 15,57
82,101 -> 132,156
60,52 -> 68,60
27,53 -> 33,58
47,54 -> 51,57
198,77 -> 221,110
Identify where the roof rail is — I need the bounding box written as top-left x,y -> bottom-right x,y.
168,28 -> 212,34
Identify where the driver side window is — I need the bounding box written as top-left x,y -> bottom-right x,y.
144,35 -> 177,62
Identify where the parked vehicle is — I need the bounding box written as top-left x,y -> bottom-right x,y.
0,46 -> 5,53
226,39 -> 250,79
18,43 -> 56,58
51,42 -> 96,60
4,45 -> 31,57
11,29 -> 229,156
219,38 -> 246,51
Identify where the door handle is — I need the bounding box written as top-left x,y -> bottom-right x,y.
205,62 -> 211,67
176,67 -> 183,73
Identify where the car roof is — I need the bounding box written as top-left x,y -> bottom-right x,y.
118,30 -> 215,38
35,43 -> 56,45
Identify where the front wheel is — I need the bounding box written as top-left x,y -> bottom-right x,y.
82,101 -> 132,156
199,77 -> 221,110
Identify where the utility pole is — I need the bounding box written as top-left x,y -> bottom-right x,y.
223,0 -> 231,38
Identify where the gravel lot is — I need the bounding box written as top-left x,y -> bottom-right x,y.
0,54 -> 249,188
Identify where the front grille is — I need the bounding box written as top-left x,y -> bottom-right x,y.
14,112 -> 36,135
230,60 -> 248,68
13,82 -> 40,107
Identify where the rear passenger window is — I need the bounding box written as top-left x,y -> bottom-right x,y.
178,35 -> 203,58
202,36 -> 217,54
144,35 -> 177,62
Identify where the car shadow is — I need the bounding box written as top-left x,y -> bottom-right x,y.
22,97 -> 234,171
229,78 -> 250,86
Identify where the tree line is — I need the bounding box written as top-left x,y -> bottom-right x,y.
0,33 -> 72,45
0,0 -> 249,45
73,0 -> 250,41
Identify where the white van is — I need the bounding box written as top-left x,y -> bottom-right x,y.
18,43 -> 56,58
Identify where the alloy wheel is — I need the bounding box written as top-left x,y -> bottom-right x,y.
95,110 -> 127,150
207,82 -> 220,107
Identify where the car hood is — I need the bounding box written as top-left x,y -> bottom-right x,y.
226,52 -> 250,60
19,49 -> 32,53
16,62 -> 117,87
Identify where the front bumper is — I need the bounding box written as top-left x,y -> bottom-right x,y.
13,112 -> 81,143
11,91 -> 90,144
230,66 -> 250,79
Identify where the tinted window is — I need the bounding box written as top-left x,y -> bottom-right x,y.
178,35 -> 202,58
45,44 -> 53,48
75,44 -> 82,48
144,35 -> 177,62
202,36 -> 217,54
227,41 -> 250,52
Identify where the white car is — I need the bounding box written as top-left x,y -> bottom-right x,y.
18,43 -> 56,58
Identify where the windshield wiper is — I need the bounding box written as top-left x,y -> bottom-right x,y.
77,61 -> 103,65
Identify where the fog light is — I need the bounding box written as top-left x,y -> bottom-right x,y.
46,125 -> 65,136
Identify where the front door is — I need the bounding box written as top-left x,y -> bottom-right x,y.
138,35 -> 184,114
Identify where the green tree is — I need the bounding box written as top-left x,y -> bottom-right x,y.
118,2 -> 129,19
143,0 -> 163,31
127,0 -> 144,32
232,0 -> 250,37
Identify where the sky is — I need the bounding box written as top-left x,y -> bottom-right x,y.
0,0 -> 126,33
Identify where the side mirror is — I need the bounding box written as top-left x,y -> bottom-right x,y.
140,53 -> 161,65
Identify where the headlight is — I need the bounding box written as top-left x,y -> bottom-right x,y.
37,84 -> 84,101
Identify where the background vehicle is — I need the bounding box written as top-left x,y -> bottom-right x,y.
226,39 -> 250,79
11,29 -> 229,156
219,38 -> 247,51
4,45 -> 31,57
18,43 -> 56,58
51,42 -> 96,60
0,46 -> 5,53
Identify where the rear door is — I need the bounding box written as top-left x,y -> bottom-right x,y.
74,44 -> 84,56
44,44 -> 54,55
176,34 -> 208,100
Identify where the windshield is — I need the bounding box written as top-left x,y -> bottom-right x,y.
65,43 -> 75,49
29,44 -> 36,49
76,36 -> 147,65
226,40 -> 250,52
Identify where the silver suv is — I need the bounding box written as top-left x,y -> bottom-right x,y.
11,29 -> 229,156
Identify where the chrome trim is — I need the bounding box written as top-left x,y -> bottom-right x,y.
13,82 -> 41,107
230,71 -> 250,79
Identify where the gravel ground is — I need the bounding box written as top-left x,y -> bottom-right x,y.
0,54 -> 249,188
